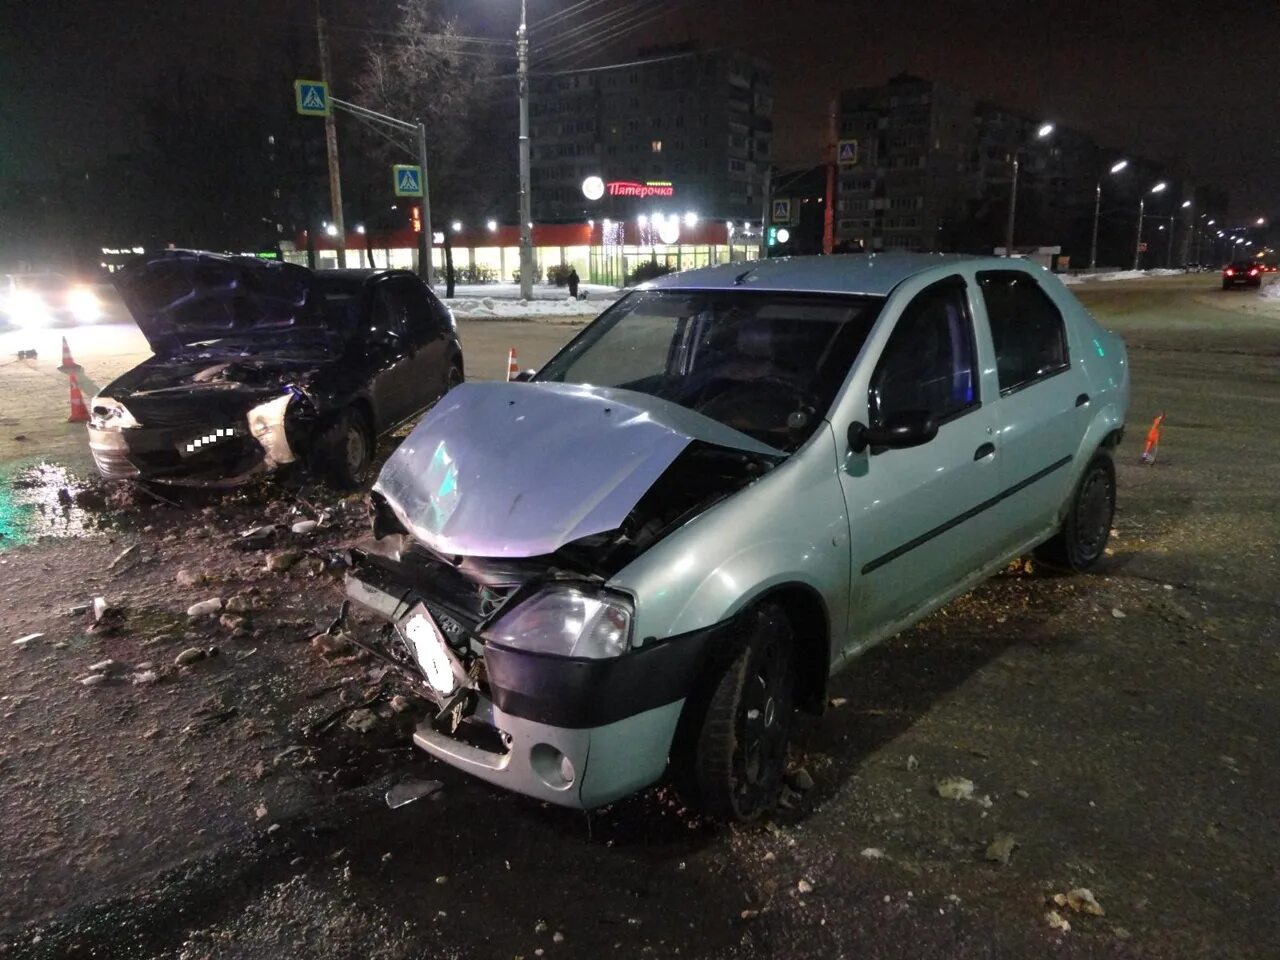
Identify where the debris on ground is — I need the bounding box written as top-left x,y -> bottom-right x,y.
78,674 -> 107,688
860,847 -> 886,860
88,659 -> 117,674
936,776 -> 975,800
1112,608 -> 1126,619
787,768 -> 815,792
187,598 -> 224,618
175,647 -> 209,667
1054,888 -> 1106,916
344,708 -> 379,734
108,543 -> 140,570
291,519 -> 319,535
132,670 -> 160,685
92,596 -> 117,621
175,569 -> 207,588
984,834 -> 1018,865
236,525 -> 279,550
797,879 -> 814,894
266,550 -> 303,573
1046,910 -> 1072,933
385,778 -> 444,809
14,632 -> 43,647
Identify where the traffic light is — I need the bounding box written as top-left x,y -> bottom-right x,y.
767,225 -> 778,247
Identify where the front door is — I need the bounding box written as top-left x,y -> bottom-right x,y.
838,276 -> 1002,652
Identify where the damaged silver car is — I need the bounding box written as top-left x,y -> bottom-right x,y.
346,253 -> 1129,819
88,250 -> 463,488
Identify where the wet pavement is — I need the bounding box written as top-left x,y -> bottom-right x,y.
0,275 -> 1278,959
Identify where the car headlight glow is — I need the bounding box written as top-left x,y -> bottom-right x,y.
246,393 -> 296,466
7,289 -> 51,328
67,286 -> 101,323
485,587 -> 633,659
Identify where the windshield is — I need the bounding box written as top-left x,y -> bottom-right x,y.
536,289 -> 883,451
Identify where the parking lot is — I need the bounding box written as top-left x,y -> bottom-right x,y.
1,273 -> 1278,959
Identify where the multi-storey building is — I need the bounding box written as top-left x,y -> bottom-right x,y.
835,74 -> 975,252
528,44 -> 774,223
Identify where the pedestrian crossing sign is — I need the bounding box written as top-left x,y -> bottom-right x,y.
294,79 -> 329,117
837,139 -> 859,165
771,199 -> 792,223
394,164 -> 424,197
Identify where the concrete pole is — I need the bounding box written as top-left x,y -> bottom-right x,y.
759,165 -> 772,259
1133,198 -> 1144,270
1089,181 -> 1101,270
516,0 -> 534,299
416,120 -> 434,287
1004,156 -> 1019,256
317,15 -> 345,266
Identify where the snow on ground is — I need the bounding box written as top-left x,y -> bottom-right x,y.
1260,280 -> 1280,300
449,282 -> 618,301
447,295 -> 610,320
1060,268 -> 1192,285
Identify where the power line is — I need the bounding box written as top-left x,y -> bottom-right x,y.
533,1 -> 688,67
529,0 -> 616,32
530,0 -> 650,60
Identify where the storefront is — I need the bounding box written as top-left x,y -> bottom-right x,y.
286,219 -> 762,286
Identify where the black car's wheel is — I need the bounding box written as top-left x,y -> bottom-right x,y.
313,407 -> 373,490
687,603 -> 796,821
1036,451 -> 1116,571
1222,280 -> 1232,290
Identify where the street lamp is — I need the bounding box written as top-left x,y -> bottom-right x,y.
1090,158 -> 1129,269
1005,121 -> 1055,256
1133,182 -> 1169,270
515,0 -> 534,300
451,220 -> 462,233
487,219 -> 498,232
1257,217 -> 1267,226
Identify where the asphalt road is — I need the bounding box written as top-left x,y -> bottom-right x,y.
1,274 -> 1278,959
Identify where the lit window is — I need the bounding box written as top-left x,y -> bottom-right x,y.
651,140 -> 663,153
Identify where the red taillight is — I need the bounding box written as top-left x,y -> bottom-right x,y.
1250,269 -> 1259,276
1225,268 -> 1235,276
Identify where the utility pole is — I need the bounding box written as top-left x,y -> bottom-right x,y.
1133,198 -> 1144,270
416,120 -> 434,287
1089,181 -> 1102,270
759,164 -> 772,259
317,14 -> 345,264
822,97 -> 837,254
1004,156 -> 1020,256
1166,216 -> 1175,267
516,0 -> 534,300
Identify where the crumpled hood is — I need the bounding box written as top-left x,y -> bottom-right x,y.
114,250 -> 325,355
374,380 -> 780,558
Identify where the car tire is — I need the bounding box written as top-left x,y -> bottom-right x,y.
313,407 -> 373,490
1035,451 -> 1116,571
688,603 -> 797,821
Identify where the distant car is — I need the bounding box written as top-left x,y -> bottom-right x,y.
1222,261 -> 1262,289
1,271 -> 103,327
345,253 -> 1129,819
88,251 -> 464,488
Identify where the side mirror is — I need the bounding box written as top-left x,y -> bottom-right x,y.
848,410 -> 938,454
513,369 -> 536,382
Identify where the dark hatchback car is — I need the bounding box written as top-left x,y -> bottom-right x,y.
88,251 -> 463,488
1221,260 -> 1262,289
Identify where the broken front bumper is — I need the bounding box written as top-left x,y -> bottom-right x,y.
87,423 -> 272,485
345,550 -> 713,809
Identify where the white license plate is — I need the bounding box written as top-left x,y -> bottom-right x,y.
403,609 -> 456,695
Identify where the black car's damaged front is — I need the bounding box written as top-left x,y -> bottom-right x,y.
88,250 -> 459,487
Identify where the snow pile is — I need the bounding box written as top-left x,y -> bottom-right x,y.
1260,282 -> 1280,301
1058,274 -> 1084,285
450,282 -> 617,301
447,296 -> 607,320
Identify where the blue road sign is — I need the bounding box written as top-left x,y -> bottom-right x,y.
837,139 -> 859,165
771,199 -> 792,223
394,164 -> 424,197
294,79 -> 329,117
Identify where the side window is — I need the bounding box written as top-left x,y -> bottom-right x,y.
370,280 -> 409,339
870,279 -> 977,425
977,271 -> 1069,393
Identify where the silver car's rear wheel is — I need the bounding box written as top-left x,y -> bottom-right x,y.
1036,451 -> 1116,571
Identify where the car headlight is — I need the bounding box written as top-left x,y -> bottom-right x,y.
246,393 -> 296,466
7,289 -> 50,328
67,286 -> 100,323
484,587 -> 633,659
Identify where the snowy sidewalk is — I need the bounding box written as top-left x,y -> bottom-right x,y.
442,282 -> 621,320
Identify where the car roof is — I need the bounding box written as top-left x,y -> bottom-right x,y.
315,267 -> 418,296
642,252 -> 1032,297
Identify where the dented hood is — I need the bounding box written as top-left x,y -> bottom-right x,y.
374,380 -> 780,558
114,250 -> 326,355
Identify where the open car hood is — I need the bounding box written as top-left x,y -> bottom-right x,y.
373,380 -> 780,558
114,250 -> 326,355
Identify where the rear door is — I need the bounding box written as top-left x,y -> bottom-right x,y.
838,275 -> 1002,647
975,269 -> 1091,550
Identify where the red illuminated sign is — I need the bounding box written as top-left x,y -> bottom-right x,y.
607,180 -> 675,198
411,205 -> 422,233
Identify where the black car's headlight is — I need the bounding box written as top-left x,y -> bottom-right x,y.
484,586 -> 633,659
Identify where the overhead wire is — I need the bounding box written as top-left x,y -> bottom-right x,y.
529,0 -> 650,59
532,0 -> 688,67
528,0 -> 617,32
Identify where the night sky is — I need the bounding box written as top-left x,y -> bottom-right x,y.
2,0 -> 1276,219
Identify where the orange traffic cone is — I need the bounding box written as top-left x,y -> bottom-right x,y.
67,372 -> 90,423
506,347 -> 520,382
58,336 -> 81,373
1139,412 -> 1165,464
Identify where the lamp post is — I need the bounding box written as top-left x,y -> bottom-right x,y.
1090,158 -> 1128,269
1134,181 -> 1167,270
1005,122 -> 1054,256
516,0 -> 534,299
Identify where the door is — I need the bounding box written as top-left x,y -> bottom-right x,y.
367,277 -> 451,429
975,270 -> 1091,550
840,276 -> 1002,649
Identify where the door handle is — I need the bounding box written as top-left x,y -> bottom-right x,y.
974,442 -> 995,460
1075,393 -> 1090,407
